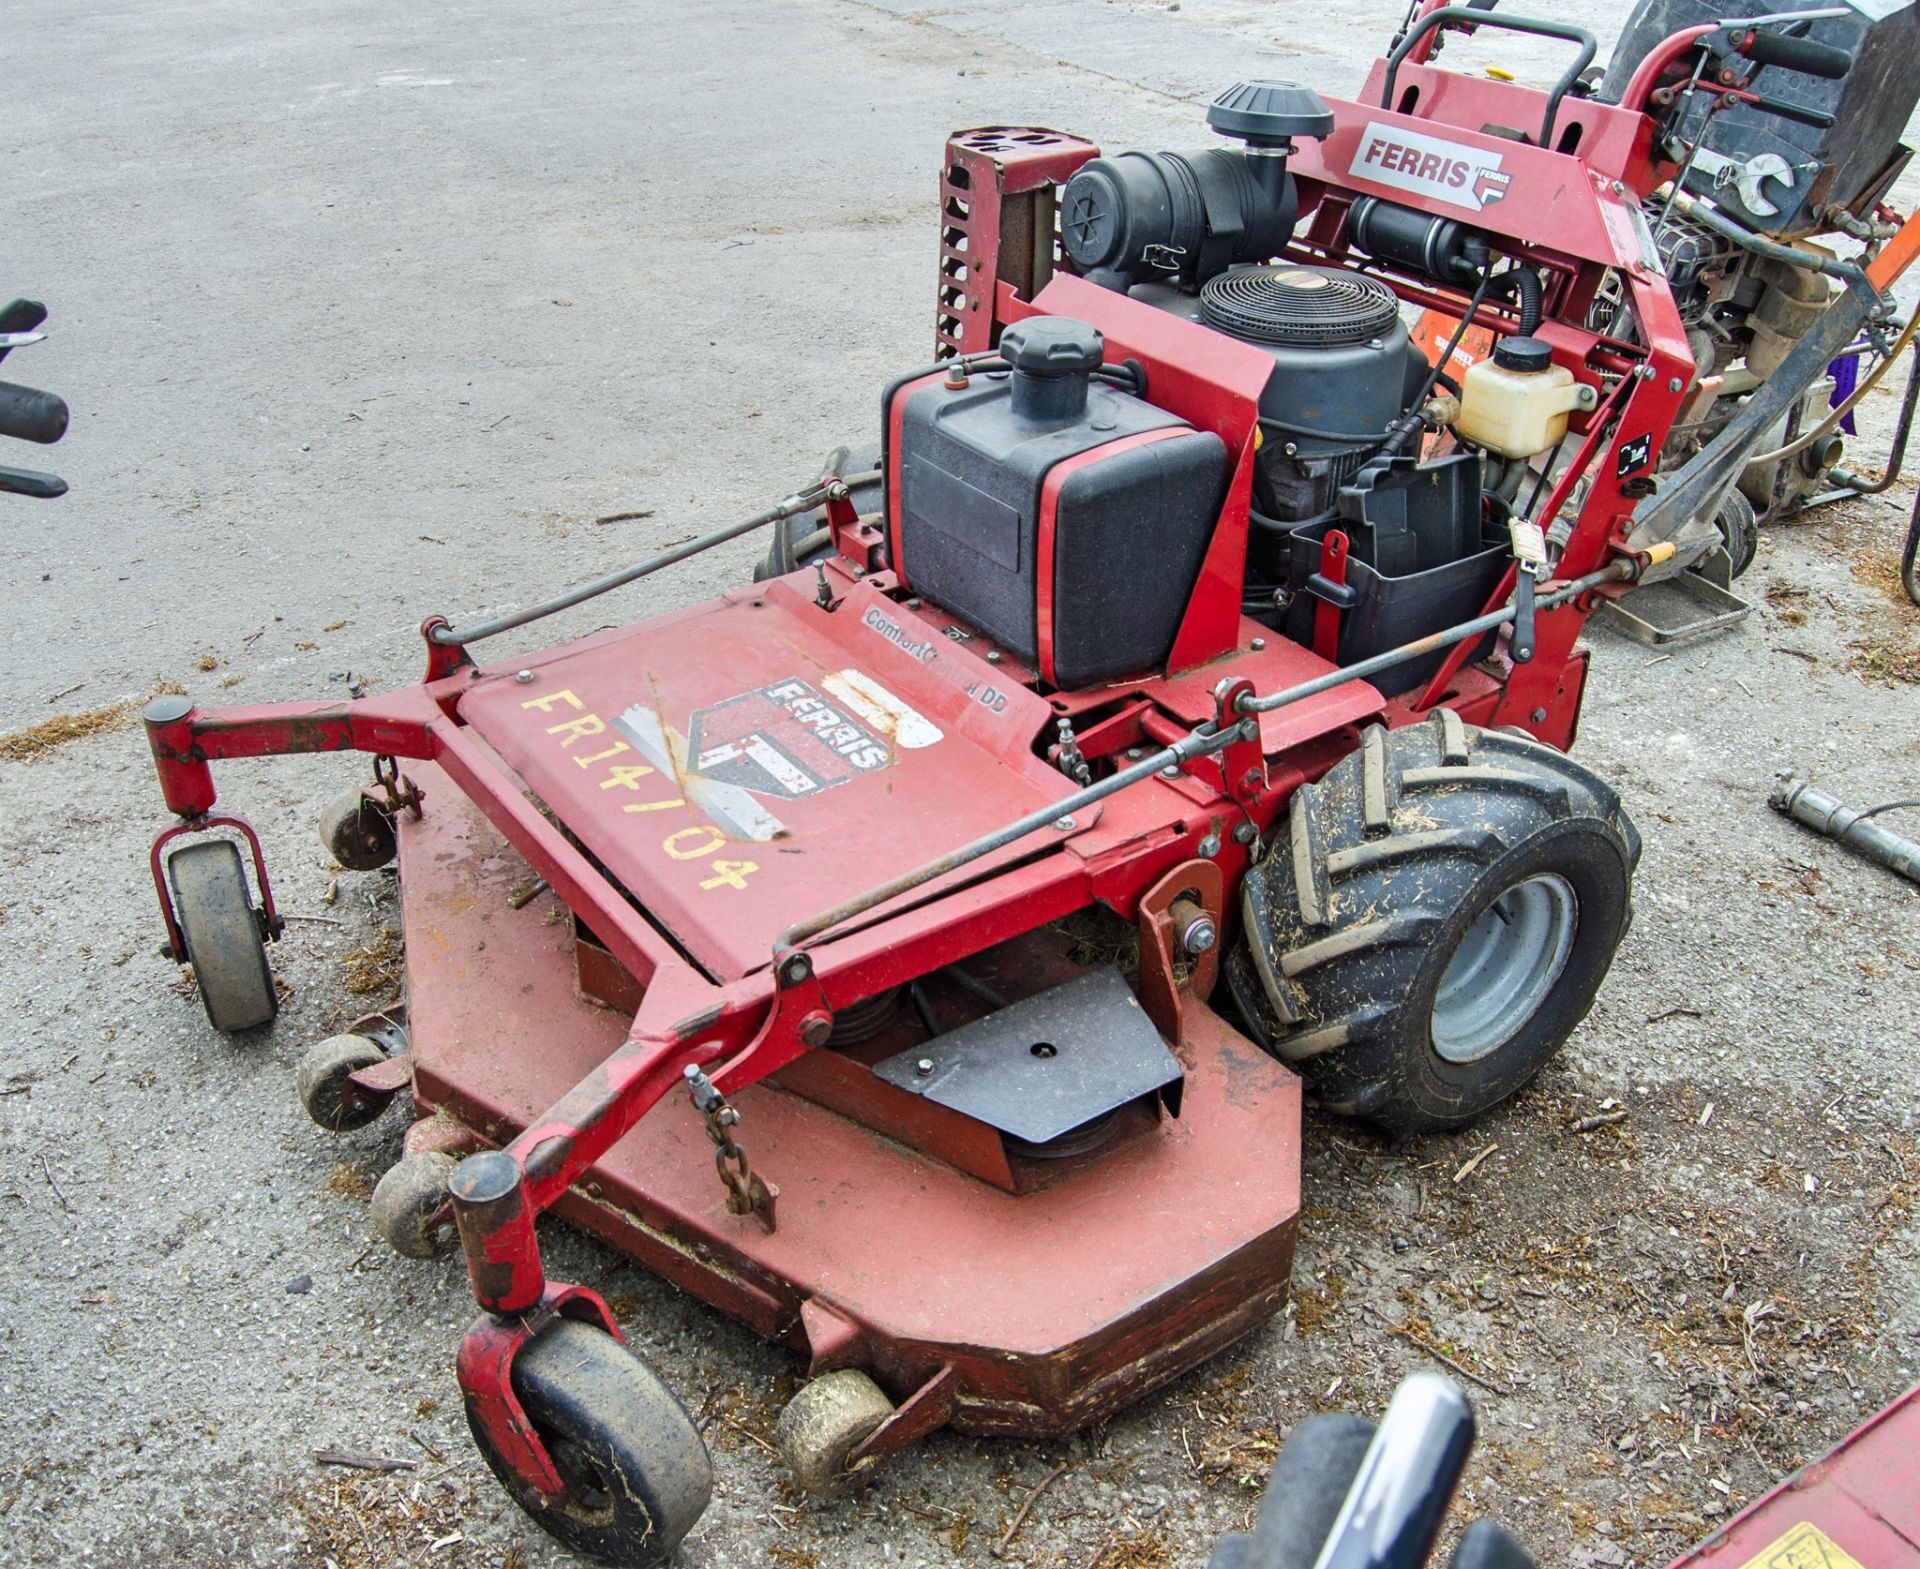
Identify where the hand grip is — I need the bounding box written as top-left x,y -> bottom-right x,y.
1311,1374 -> 1476,1569
0,380 -> 69,445
1732,26 -> 1853,80
0,463 -> 67,499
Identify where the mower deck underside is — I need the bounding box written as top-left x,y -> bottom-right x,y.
395,765 -> 1303,1432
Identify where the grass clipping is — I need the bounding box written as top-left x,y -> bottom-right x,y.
0,680 -> 185,763
340,928 -> 404,997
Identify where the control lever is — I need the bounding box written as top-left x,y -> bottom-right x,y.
1739,92 -> 1835,131
1724,24 -> 1853,81
1508,518 -> 1546,665
0,380 -> 70,445
0,298 -> 69,498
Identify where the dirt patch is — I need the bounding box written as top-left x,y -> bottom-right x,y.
1763,579 -> 1811,627
694,1373 -> 796,1461
0,680 -> 185,763
1849,547 -> 1915,609
1166,1076 -> 1920,1567
1846,635 -> 1920,685
1091,1526 -> 1173,1568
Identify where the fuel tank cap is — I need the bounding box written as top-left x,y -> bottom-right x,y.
999,317 -> 1104,376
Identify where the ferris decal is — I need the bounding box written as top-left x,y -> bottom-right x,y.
688,679 -> 891,800
1354,121 -> 1512,212
683,671 -> 943,804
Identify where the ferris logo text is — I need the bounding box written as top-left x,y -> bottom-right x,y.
1355,121 -> 1512,212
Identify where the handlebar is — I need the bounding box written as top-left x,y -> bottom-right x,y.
1310,1374 -> 1476,1569
1383,7 -> 1599,149
1729,25 -> 1853,80
0,380 -> 69,446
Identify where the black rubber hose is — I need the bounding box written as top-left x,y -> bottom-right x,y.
1902,489 -> 1920,606
1491,265 -> 1542,336
1346,269 -> 1494,471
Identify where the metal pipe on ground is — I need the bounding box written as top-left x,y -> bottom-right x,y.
1770,777 -> 1920,885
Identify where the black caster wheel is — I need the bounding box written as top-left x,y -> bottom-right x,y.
295,1035 -> 393,1131
317,789 -> 397,871
773,1368 -> 895,1498
167,839 -> 277,1034
469,1318 -> 713,1567
370,1150 -> 456,1258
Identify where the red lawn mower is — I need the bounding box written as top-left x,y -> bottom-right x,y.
141,2 -> 1920,1563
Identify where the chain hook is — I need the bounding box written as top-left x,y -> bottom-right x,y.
683,1065 -> 778,1232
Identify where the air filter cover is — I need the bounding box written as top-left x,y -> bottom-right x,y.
1200,264 -> 1401,348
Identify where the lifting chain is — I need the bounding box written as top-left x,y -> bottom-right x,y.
368,753 -> 424,819
683,1064 -> 778,1232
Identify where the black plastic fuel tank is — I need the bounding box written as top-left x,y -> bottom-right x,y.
886,317 -> 1227,686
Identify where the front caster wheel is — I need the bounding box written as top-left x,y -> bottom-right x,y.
1231,710 -> 1640,1138
469,1319 -> 713,1568
773,1369 -> 895,1498
317,789 -> 397,871
370,1150 -> 456,1257
296,1035 -> 392,1131
168,839 -> 278,1034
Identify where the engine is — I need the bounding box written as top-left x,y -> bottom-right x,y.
1129,263 -> 1429,587
883,81 -> 1591,696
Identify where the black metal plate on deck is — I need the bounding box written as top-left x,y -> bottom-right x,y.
874,968 -> 1183,1145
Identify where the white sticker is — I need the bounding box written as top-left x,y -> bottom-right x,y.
821,669 -> 943,749
1354,121 -> 1512,212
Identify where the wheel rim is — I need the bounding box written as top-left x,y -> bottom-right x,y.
1430,874 -> 1577,1064
549,1434 -> 616,1522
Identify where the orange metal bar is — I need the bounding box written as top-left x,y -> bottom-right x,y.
1867,206 -> 1920,293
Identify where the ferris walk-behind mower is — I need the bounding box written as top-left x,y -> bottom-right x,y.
139,2 -> 1920,1562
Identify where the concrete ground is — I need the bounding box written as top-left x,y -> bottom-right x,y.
2,2 -> 1917,1566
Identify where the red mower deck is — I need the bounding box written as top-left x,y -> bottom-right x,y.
396,761 -> 1303,1434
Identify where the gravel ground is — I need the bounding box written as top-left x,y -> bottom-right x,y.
3,3 -> 1917,1567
